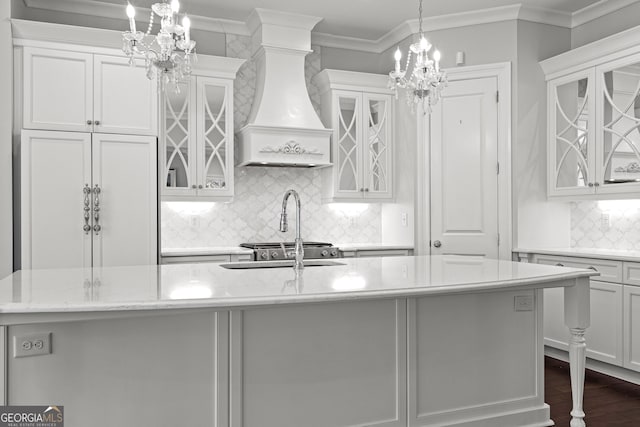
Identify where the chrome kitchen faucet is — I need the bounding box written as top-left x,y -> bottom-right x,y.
279,189 -> 304,270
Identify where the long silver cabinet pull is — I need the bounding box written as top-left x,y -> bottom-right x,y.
83,184 -> 92,234
93,184 -> 101,235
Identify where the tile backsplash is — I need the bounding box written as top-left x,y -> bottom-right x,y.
161,167 -> 382,247
571,200 -> 640,249
161,35 -> 383,249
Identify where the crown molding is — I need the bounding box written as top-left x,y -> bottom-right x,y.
572,0 -> 640,28
22,0 -> 640,54
23,0 -> 250,36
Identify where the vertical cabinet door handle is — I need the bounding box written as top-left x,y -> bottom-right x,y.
93,184 -> 101,235
83,184 -> 92,234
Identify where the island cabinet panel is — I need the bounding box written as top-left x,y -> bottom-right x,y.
8,311 -> 229,427
230,299 -> 407,427
408,290 -> 550,426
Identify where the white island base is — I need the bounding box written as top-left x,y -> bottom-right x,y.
0,256 -> 593,427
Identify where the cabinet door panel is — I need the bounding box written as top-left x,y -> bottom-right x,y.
196,77 -> 233,198
91,134 -> 157,267
162,79 -> 197,196
334,91 -> 363,196
21,130 -> 92,269
363,94 -> 393,199
23,48 -> 93,132
586,281 -> 623,365
548,69 -> 596,196
93,55 -> 158,136
595,54 -> 640,194
624,285 -> 640,372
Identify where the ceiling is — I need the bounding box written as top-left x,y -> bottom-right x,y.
85,0 -> 603,40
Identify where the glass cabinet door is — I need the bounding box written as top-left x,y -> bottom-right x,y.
162,80 -> 195,193
363,94 -> 392,198
550,71 -> 594,195
597,56 -> 640,192
335,92 -> 362,195
196,77 -> 233,197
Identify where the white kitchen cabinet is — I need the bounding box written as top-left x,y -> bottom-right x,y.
160,57 -> 243,201
624,284 -> 640,373
315,69 -> 394,202
21,130 -> 157,269
22,46 -> 157,136
542,31 -> 640,199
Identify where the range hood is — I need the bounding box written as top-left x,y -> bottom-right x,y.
236,9 -> 332,168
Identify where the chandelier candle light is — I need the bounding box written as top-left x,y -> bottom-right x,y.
388,0 -> 447,113
122,0 -> 196,88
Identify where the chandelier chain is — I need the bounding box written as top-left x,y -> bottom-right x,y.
418,0 -> 423,37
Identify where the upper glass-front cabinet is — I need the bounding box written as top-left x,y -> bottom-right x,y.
598,57 -> 640,190
314,69 -> 394,203
545,43 -> 640,198
549,70 -> 595,196
161,76 -> 234,200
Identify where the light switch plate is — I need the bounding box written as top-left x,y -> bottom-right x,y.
14,332 -> 52,358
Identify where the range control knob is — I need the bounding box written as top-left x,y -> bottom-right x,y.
260,251 -> 268,260
271,251 -> 279,258
330,249 -> 338,257
321,250 -> 329,257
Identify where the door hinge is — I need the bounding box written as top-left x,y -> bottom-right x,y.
497,162 -> 500,174
497,233 -> 500,246
496,91 -> 499,103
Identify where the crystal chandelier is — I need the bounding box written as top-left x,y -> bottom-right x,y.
388,0 -> 447,113
122,0 -> 196,87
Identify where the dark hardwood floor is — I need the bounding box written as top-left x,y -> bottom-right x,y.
545,357 -> 640,426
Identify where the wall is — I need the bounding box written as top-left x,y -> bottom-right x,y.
0,2 -> 11,280
571,200 -> 640,250
161,35 -> 383,248
514,21 -> 572,248
571,2 -> 640,49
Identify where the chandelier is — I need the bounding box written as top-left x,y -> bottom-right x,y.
122,0 -> 196,87
388,0 -> 447,113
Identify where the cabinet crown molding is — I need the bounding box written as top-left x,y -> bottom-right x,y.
314,69 -> 392,95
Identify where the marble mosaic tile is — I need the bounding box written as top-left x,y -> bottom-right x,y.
571,200 -> 640,250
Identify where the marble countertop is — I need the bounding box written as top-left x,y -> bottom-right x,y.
0,256 -> 594,315
161,247 -> 254,257
514,247 -> 640,262
335,243 -> 414,251
162,243 -> 414,257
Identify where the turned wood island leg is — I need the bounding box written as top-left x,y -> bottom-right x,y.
564,278 -> 590,427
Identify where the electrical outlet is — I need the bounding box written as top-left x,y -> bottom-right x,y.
514,295 -> 534,312
401,212 -> 408,227
14,333 -> 52,358
601,213 -> 610,231
190,216 -> 200,227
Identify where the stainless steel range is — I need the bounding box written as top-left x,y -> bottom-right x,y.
240,242 -> 339,261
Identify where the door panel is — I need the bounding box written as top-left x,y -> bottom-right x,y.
21,130 -> 92,269
94,55 -> 158,136
430,77 -> 499,258
91,134 -> 157,267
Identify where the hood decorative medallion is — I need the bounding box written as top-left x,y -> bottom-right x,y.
236,9 -> 332,168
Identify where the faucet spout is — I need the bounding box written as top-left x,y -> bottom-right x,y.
280,189 -> 304,270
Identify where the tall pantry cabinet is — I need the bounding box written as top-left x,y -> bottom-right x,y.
16,36 -> 158,270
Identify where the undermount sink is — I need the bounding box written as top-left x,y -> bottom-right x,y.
220,260 -> 346,269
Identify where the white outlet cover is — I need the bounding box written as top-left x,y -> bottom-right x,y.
14,332 -> 52,358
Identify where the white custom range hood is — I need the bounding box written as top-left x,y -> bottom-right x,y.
236,9 -> 332,168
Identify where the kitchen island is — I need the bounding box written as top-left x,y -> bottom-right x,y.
0,256 -> 595,427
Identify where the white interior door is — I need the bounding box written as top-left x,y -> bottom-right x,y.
21,130 -> 92,269
91,134 -> 157,268
430,77 -> 499,258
